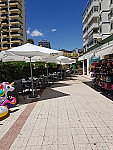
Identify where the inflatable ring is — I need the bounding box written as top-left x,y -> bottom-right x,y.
1,97 -> 17,108
0,106 -> 8,118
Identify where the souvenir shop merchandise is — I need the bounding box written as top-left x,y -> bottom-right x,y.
95,54 -> 113,92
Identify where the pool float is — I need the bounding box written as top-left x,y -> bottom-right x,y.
1,97 -> 17,108
0,106 -> 8,118
0,82 -> 15,102
0,82 -> 17,108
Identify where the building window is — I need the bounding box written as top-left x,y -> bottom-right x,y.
93,6 -> 98,12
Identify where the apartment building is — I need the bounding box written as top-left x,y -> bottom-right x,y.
38,40 -> 51,49
83,0 -> 113,53
0,0 -> 27,51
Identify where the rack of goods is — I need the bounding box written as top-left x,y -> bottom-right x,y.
95,54 -> 113,92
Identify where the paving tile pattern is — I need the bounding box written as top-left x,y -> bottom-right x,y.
1,76 -> 113,149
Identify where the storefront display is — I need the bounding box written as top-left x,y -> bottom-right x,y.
89,56 -> 99,78
94,54 -> 113,92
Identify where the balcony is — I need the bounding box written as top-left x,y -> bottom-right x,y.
2,26 -> 9,32
1,14 -> 8,20
0,2 -> 6,7
1,20 -> 8,26
10,25 -> 23,31
10,19 -> 22,25
9,1 -> 22,7
88,12 -> 99,24
11,38 -> 23,44
9,6 -> 22,13
83,39 -> 88,47
83,31 -> 88,39
83,22 -> 88,31
2,40 -> 9,44
2,47 -> 9,50
10,13 -> 22,19
9,0 -> 22,3
1,8 -> 8,13
11,32 -> 23,38
11,43 -> 20,47
2,32 -> 8,38
88,22 -> 98,34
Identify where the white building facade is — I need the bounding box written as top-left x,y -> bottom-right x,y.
80,0 -> 113,76
82,0 -> 113,53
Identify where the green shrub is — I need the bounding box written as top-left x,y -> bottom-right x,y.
0,61 -> 57,83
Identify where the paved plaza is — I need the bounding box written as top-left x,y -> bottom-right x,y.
0,75 -> 113,150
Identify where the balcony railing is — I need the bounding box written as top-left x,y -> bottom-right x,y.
10,19 -> 22,24
9,6 -> 22,12
10,13 -> 22,18
9,1 -> 22,6
11,32 -> 23,35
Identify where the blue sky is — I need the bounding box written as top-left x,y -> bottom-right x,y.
26,0 -> 88,50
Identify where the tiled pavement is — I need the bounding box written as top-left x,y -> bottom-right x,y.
1,76 -> 113,149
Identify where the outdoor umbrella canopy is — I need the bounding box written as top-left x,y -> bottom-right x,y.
1,55 -> 42,62
3,43 -> 62,98
46,56 -> 75,64
45,56 -> 75,79
3,43 -> 61,58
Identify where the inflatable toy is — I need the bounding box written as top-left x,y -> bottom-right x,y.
0,82 -> 17,108
0,82 -> 15,102
1,97 -> 17,108
0,106 -> 8,118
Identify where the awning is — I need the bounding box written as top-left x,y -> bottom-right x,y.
79,43 -> 113,61
78,51 -> 94,61
95,44 -> 113,59
78,55 -> 84,61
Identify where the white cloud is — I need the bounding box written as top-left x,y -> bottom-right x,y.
30,29 -> 43,37
51,29 -> 57,32
26,28 -> 30,34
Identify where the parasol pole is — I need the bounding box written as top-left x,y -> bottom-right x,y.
46,61 -> 49,76
60,60 -> 62,79
30,57 -> 34,96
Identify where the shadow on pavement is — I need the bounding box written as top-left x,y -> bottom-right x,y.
18,89 -> 44,105
83,81 -> 113,101
39,88 -> 69,101
51,83 -> 71,88
18,81 -> 70,104
10,108 -> 20,113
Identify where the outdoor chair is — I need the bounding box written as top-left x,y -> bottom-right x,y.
47,74 -> 53,84
34,78 -> 41,92
8,80 -> 24,104
41,76 -> 47,89
22,81 -> 31,94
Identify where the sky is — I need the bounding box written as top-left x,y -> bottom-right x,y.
25,0 -> 88,51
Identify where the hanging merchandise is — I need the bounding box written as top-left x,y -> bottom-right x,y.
93,54 -> 113,93
89,56 -> 99,77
